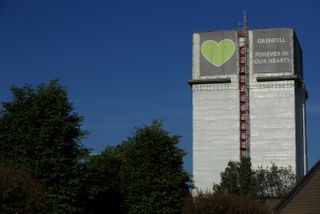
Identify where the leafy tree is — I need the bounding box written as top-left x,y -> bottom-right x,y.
256,164 -> 295,199
213,157 -> 257,198
0,80 -> 88,213
213,158 -> 295,199
0,164 -> 47,214
79,147 -> 123,214
119,120 -> 191,214
239,157 -> 257,196
182,192 -> 271,214
78,121 -> 191,214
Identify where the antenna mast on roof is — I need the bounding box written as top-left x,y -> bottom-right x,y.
243,10 -> 248,30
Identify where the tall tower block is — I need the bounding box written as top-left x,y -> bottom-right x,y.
189,27 -> 307,191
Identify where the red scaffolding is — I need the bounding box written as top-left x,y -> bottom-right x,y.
238,29 -> 249,158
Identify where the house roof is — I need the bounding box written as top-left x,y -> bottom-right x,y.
274,159 -> 320,213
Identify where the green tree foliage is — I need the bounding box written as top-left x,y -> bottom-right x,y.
118,120 -> 191,214
0,80 -> 192,213
182,192 -> 271,214
0,80 -> 88,213
0,164 -> 47,214
213,158 -> 295,199
213,157 -> 257,197
256,164 -> 295,199
80,147 -> 123,214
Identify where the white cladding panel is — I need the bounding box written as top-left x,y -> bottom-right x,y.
192,83 -> 239,191
250,81 -> 296,171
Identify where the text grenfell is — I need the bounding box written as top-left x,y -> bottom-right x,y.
257,37 -> 286,44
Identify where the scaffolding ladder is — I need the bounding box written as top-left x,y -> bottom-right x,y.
238,24 -> 250,158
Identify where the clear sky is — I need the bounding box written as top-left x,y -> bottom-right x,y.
0,0 -> 319,173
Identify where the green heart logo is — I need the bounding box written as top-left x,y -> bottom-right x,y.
201,39 -> 236,67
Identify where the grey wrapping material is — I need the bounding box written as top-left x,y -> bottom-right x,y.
192,81 -> 239,191
249,28 -> 293,74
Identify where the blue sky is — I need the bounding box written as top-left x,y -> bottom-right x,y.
0,0 -> 319,173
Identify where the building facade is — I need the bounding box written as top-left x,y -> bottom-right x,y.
189,28 -> 307,191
